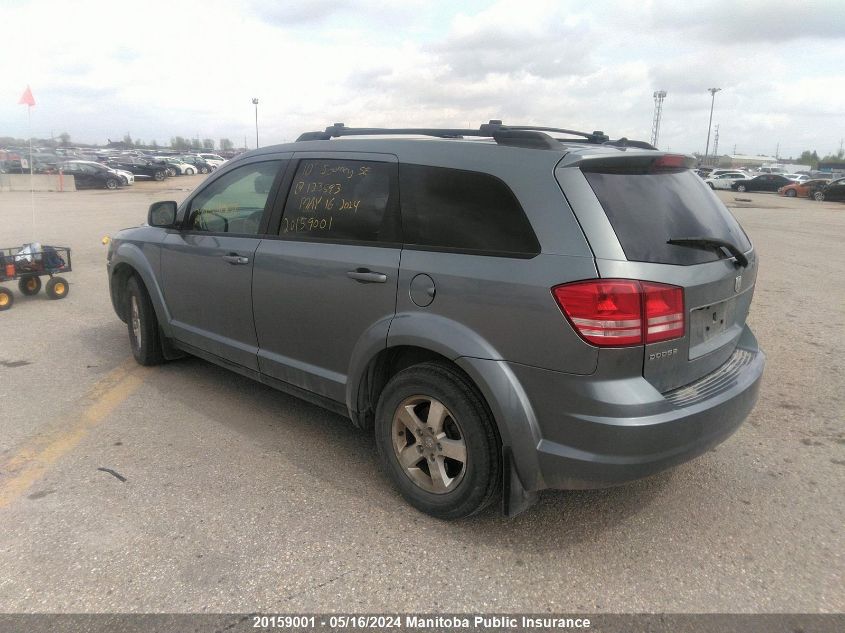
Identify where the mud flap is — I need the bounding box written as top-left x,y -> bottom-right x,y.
502,445 -> 537,518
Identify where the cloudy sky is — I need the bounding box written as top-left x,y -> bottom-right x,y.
1,0 -> 843,157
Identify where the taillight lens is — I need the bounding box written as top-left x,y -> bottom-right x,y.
642,282 -> 685,343
552,279 -> 684,347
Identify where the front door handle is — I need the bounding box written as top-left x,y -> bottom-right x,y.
347,269 -> 388,284
222,253 -> 250,265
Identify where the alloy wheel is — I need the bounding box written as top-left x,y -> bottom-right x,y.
130,295 -> 142,350
391,395 -> 467,494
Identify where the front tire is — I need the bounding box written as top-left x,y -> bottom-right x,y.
125,276 -> 164,365
105,178 -> 119,190
786,189 -> 797,197
375,362 -> 501,519
45,276 -> 69,299
200,166 -> 209,174
185,167 -> 195,175
814,191 -> 825,201
153,170 -> 165,181
19,276 -> 41,295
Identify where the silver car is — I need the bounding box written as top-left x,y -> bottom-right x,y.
107,122 -> 765,519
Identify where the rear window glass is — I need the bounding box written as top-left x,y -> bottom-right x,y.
399,164 -> 539,257
583,169 -> 751,265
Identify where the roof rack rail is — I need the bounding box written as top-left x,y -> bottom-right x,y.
295,121 -> 613,149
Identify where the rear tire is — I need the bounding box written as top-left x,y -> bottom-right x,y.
707,182 -> 715,189
105,178 -> 119,190
45,276 -> 69,299
375,362 -> 501,519
19,276 -> 41,295
736,184 -> 747,192
0,287 -> 13,311
786,189 -> 797,197
154,170 -> 165,181
185,167 -> 195,175
814,191 -> 825,201
125,276 -> 164,366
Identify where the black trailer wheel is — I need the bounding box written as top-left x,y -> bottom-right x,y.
19,276 -> 41,295
0,287 -> 13,310
45,276 -> 70,300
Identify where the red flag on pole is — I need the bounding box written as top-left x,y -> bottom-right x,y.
18,85 -> 36,107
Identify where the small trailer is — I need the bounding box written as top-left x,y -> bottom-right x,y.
0,244 -> 72,310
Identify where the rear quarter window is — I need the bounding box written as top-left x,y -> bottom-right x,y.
399,164 -> 539,257
583,168 -> 752,265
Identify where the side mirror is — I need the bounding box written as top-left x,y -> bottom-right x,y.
148,200 -> 177,227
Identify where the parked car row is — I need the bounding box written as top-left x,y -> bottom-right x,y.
697,167 -> 842,202
0,147 -> 228,189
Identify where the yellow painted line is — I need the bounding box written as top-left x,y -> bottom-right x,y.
0,359 -> 150,509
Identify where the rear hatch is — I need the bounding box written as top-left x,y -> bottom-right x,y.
555,152 -> 757,392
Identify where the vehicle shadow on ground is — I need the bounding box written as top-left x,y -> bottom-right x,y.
142,355 -> 675,551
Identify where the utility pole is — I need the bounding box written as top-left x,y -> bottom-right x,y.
704,87 -> 721,164
733,144 -> 737,155
713,125 -> 720,162
251,98 -> 259,148
650,90 -> 667,148
775,142 -> 780,160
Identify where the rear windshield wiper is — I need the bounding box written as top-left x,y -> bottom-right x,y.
666,237 -> 749,267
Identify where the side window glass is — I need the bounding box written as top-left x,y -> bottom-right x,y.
186,161 -> 282,235
399,164 -> 540,256
280,159 -> 398,243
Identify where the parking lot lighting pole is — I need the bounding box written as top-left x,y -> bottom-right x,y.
251,98 -> 259,148
704,88 -> 721,165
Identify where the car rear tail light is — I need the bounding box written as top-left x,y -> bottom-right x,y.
552,279 -> 684,347
642,282 -> 685,343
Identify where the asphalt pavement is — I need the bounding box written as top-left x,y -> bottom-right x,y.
0,179 -> 842,613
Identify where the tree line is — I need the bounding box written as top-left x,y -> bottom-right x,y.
0,133 -> 235,152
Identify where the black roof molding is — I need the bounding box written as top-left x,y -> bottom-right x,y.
295,121 -> 619,149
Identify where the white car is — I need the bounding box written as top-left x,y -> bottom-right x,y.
704,172 -> 750,190
154,157 -> 198,176
783,173 -> 809,183
112,168 -> 134,185
708,168 -> 750,178
196,153 -> 226,169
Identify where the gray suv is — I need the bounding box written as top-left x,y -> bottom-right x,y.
107,122 -> 765,519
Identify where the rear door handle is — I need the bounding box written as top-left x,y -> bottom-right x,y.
222,253 -> 250,265
347,269 -> 387,283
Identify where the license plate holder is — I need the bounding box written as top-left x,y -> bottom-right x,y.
690,298 -> 736,347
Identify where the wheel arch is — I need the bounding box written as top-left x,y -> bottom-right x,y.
350,341 -> 545,498
109,243 -> 172,336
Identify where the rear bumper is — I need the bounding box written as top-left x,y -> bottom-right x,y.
505,326 -> 765,490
